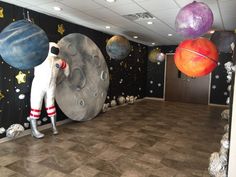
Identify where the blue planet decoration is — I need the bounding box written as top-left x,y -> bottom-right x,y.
106,35 -> 131,60
0,20 -> 49,69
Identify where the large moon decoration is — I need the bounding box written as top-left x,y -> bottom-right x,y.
56,33 -> 109,121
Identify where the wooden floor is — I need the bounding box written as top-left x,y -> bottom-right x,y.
0,100 -> 225,177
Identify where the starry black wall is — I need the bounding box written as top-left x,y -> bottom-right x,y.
146,45 -> 231,105
0,1 -> 147,138
210,52 -> 233,105
146,45 -> 176,98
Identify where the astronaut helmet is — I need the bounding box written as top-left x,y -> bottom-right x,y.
48,42 -> 60,57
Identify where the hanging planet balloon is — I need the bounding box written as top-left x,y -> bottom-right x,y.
0,20 -> 49,69
148,48 -> 165,63
157,53 -> 165,62
174,37 -> 218,77
56,33 -> 109,121
210,31 -> 236,53
175,1 -> 213,38
106,35 -> 131,60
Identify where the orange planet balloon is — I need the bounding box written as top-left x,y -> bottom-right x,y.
174,38 -> 219,77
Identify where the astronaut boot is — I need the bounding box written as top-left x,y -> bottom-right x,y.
50,116 -> 58,135
29,118 -> 44,139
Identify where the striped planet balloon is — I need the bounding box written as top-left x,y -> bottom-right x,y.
174,38 -> 218,77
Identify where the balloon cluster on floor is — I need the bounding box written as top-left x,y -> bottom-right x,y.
208,109 -> 229,177
174,1 -> 219,77
102,95 -> 138,113
208,44 -> 235,176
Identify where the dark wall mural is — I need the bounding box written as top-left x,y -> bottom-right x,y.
0,1 -> 147,138
210,52 -> 233,105
146,45 -> 231,105
146,46 -> 176,98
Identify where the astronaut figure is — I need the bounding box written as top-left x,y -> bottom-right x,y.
29,42 -> 69,139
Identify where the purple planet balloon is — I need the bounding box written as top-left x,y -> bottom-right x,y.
175,1 -> 213,38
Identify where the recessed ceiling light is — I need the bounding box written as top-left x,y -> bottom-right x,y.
105,26 -> 111,29
168,33 -> 173,36
105,0 -> 116,2
133,36 -> 138,39
151,42 -> 155,45
53,6 -> 62,11
209,30 -> 215,34
147,21 -> 153,25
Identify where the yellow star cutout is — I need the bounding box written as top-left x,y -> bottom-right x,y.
0,91 -> 4,100
15,71 -> 26,84
0,7 -> 4,18
57,24 -> 65,35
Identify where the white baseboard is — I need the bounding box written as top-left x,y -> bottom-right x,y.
208,103 -> 229,107
144,97 -> 165,101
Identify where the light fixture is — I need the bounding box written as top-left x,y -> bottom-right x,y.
209,30 -> 215,34
147,21 -> 153,25
151,42 -> 155,45
53,6 -> 62,11
168,33 -> 173,36
105,0 -> 116,2
133,36 -> 138,39
105,26 -> 111,29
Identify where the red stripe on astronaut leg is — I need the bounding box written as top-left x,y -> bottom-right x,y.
30,113 -> 41,118
31,108 -> 41,112
47,111 -> 56,116
46,106 -> 55,110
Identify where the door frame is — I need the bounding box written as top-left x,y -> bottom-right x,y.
164,53 -> 211,105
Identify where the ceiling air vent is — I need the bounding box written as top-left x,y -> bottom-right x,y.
123,12 -> 155,21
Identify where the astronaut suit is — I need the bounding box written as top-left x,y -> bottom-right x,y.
29,42 -> 69,139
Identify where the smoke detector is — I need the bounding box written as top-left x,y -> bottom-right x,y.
123,12 -> 155,21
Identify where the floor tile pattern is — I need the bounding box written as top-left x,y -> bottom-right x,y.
0,100 -> 225,177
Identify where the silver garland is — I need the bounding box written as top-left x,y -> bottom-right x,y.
6,124 -> 24,138
221,109 -> 230,121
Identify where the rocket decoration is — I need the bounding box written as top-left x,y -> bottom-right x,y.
15,71 -> 26,84
57,24 -> 65,35
0,7 -> 4,18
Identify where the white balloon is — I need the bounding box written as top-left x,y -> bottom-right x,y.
19,94 -> 25,100
6,124 -> 24,138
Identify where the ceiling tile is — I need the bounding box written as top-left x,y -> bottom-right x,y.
151,8 -> 179,20
60,0 -> 102,11
92,0 -> 133,7
0,0 -> 32,8
219,0 -> 236,17
83,7 -> 118,18
108,3 -> 146,15
175,0 -> 216,7
18,0 -> 58,5
136,0 -> 179,11
207,3 -> 224,30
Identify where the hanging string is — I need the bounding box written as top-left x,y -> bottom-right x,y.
27,11 -> 32,22
22,8 -> 32,22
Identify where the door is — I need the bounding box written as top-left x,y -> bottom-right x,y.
165,54 -> 209,104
